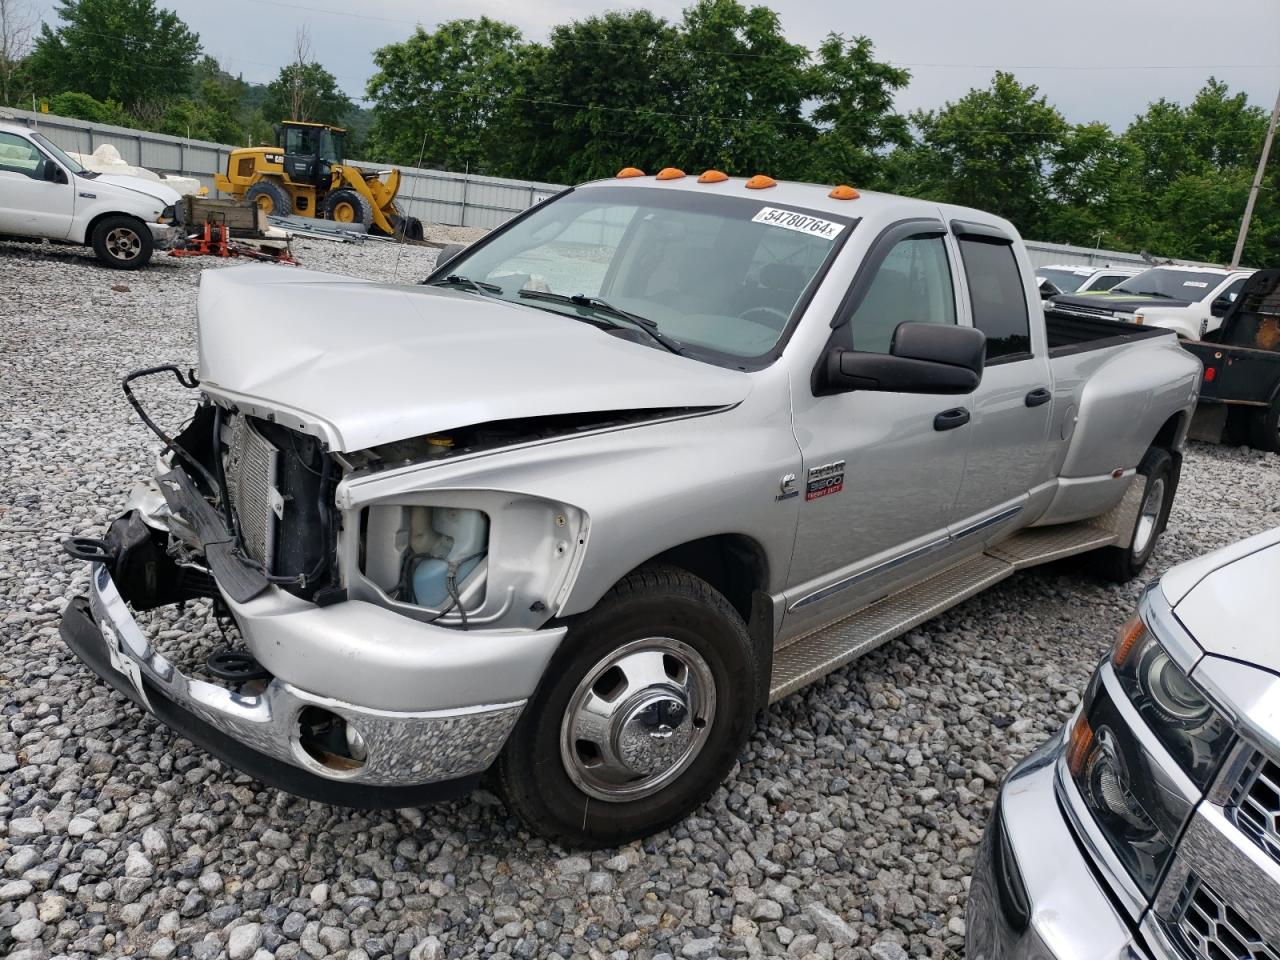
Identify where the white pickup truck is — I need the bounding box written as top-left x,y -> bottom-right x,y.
0,120 -> 181,269
1050,264 -> 1254,340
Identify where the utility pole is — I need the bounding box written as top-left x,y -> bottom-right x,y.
1231,84 -> 1280,269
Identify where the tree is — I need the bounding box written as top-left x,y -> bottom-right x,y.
1110,79 -> 1276,263
804,33 -> 911,186
365,17 -> 524,170
262,31 -> 352,127
660,0 -> 813,178
0,0 -> 35,105
499,10 -> 682,181
894,72 -> 1067,236
26,0 -> 200,108
47,89 -> 132,125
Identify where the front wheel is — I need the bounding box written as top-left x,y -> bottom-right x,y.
496,566 -> 757,846
90,215 -> 154,270
1094,446 -> 1175,583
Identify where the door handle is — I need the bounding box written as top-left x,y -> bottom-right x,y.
934,407 -> 971,431
1025,387 -> 1052,408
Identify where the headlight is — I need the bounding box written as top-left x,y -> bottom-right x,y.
1064,615 -> 1233,896
158,204 -> 176,224
1111,616 -> 1232,788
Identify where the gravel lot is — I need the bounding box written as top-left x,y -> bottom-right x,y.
2,235 -> 1278,960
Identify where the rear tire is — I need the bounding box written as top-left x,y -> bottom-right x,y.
1248,394 -> 1280,453
496,565 -> 757,847
244,180 -> 292,218
322,189 -> 373,229
1094,447 -> 1174,583
90,215 -> 153,270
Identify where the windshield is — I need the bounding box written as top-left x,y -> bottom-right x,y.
435,186 -> 854,363
1112,268 -> 1226,302
31,132 -> 83,174
1039,268 -> 1089,292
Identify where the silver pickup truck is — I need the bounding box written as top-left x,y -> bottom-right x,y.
60,172 -> 1201,845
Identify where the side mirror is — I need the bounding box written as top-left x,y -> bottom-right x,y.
818,322 -> 986,395
436,243 -> 466,271
1210,296 -> 1234,318
43,162 -> 67,184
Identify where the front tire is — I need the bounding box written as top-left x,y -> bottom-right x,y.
90,215 -> 153,270
244,180 -> 292,218
1094,446 -> 1175,583
323,188 -> 373,229
496,566 -> 757,847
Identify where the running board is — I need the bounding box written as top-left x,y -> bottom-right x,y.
768,520 -> 1119,702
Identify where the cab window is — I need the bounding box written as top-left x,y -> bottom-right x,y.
0,132 -> 46,179
958,237 -> 1031,362
841,235 -> 957,354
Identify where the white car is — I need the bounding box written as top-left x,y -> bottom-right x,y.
0,120 -> 181,269
1051,264 -> 1254,340
1035,263 -> 1140,299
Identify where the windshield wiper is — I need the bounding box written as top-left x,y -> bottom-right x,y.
1124,289 -> 1173,298
425,274 -> 503,296
518,290 -> 684,354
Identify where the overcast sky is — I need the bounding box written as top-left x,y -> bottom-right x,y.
33,0 -> 1280,128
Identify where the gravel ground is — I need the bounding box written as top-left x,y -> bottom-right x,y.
2,235 -> 1279,960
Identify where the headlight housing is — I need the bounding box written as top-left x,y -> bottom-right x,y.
1065,615 -> 1233,896
1110,615 -> 1232,788
158,204 -> 176,224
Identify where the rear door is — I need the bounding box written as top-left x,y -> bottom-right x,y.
948,222 -> 1053,538
783,218 -> 974,637
0,131 -> 75,239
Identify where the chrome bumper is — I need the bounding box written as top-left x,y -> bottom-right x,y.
966,734 -> 1169,960
147,222 -> 180,248
72,560 -> 533,793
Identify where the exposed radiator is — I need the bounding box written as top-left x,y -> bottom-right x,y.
225,415 -> 280,571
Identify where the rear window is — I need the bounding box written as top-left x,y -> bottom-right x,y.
959,238 -> 1031,362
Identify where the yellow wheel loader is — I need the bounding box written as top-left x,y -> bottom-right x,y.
213,121 -> 423,240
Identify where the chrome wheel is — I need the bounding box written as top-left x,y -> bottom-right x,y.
105,227 -> 142,261
1132,476 -> 1166,557
560,637 -> 716,802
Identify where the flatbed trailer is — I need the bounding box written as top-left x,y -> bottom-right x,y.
1184,268 -> 1280,451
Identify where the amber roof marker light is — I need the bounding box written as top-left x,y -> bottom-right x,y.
745,174 -> 777,189
698,169 -> 728,183
616,167 -> 645,178
829,185 -> 860,200
655,167 -> 687,180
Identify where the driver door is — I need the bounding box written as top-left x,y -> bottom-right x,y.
783,221 -> 974,640
0,132 -> 74,239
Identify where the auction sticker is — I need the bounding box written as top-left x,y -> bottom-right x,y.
752,207 -> 845,241
1183,281 -> 1208,288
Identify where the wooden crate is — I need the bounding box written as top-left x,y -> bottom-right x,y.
181,196 -> 266,236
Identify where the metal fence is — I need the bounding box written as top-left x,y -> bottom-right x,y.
0,107 -> 1221,263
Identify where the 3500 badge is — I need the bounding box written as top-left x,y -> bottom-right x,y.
805,460 -> 845,501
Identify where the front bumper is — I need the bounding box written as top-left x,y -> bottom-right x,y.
967,735 -> 1169,960
58,559 -> 552,807
147,222 -> 180,249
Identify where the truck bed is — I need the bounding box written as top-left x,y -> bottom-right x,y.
1044,308 -> 1171,357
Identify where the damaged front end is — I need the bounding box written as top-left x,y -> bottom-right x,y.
59,366 -> 569,807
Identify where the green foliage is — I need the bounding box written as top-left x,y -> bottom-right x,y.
262,60 -> 352,127
47,90 -> 132,126
28,0 -> 200,108
365,17 -> 524,171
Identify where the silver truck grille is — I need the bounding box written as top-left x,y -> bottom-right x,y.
225,415 -> 279,571
1232,752 -> 1280,863
1176,875 -> 1279,960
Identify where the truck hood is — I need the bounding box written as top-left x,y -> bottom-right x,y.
196,265 -> 752,452
1168,528 -> 1280,675
1051,291 -> 1195,315
82,172 -> 182,206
